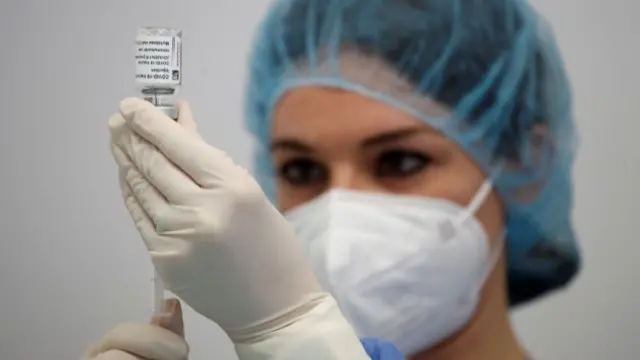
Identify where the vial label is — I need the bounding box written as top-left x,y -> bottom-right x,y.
135,35 -> 182,86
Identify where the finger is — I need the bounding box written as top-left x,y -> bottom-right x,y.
112,144 -> 169,220
175,100 -> 198,134
110,114 -> 201,204
119,98 -> 238,188
151,299 -> 185,338
86,323 -> 188,360
118,173 -> 162,251
119,173 -> 192,253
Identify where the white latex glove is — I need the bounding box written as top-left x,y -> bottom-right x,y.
108,98 -> 369,360
83,299 -> 188,360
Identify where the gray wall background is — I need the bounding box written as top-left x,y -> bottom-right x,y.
0,0 -> 637,359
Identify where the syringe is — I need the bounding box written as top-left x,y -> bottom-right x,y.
134,26 -> 183,315
153,269 -> 166,316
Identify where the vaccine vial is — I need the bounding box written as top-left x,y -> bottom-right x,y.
135,27 -> 182,119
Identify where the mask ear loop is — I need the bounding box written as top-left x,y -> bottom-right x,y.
438,165 -> 508,298
438,179 -> 494,241
438,162 -> 505,241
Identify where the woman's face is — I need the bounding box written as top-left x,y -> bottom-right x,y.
270,86 -> 505,241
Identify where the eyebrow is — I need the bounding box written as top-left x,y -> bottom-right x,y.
269,139 -> 313,153
269,126 -> 430,153
361,126 -> 429,147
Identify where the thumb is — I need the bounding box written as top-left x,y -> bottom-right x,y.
175,100 -> 198,135
151,299 -> 185,338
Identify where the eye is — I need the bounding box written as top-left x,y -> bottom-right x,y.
277,158 -> 327,187
375,150 -> 431,178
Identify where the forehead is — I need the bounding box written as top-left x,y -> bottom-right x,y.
271,86 -> 422,141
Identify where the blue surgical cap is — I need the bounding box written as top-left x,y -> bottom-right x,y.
243,0 -> 580,305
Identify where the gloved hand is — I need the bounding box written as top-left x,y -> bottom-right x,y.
108,98 -> 370,360
83,299 -> 188,360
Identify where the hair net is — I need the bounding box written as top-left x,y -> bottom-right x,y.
243,0 -> 580,305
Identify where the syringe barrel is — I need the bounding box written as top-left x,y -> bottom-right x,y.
135,26 -> 182,316
154,269 -> 167,316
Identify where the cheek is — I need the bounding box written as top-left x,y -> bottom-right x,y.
410,158 -> 485,205
276,186 -> 300,213
276,182 -> 322,213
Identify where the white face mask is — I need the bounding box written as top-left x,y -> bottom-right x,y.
284,181 -> 504,355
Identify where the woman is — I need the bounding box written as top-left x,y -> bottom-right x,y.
85,0 -> 580,359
